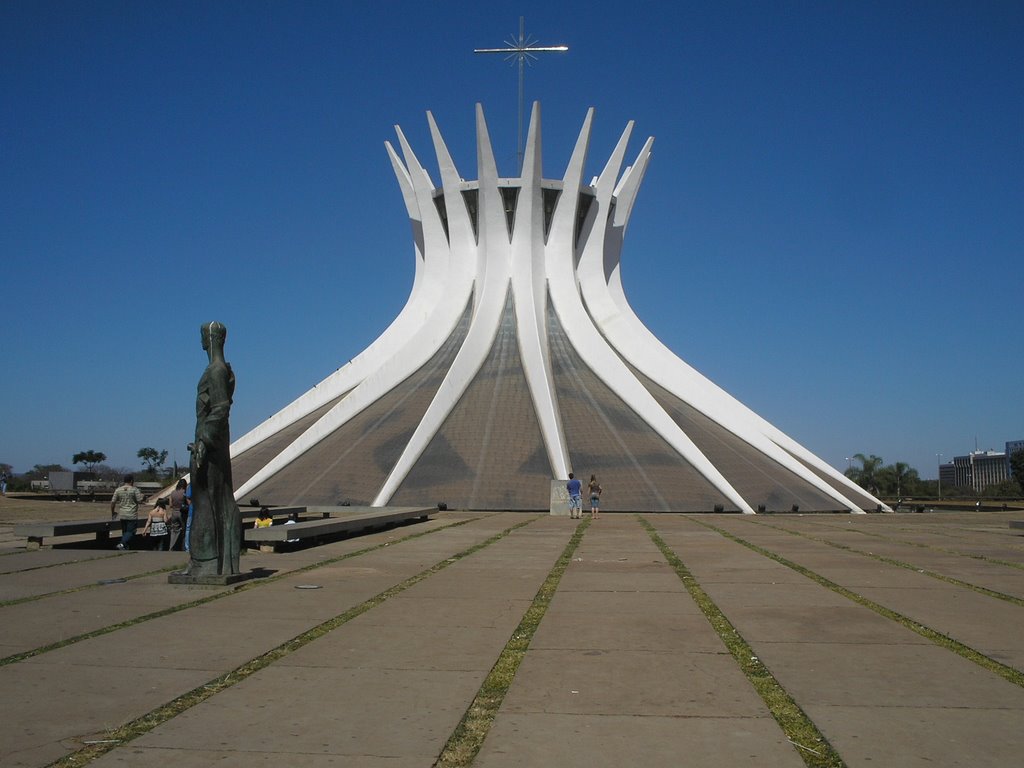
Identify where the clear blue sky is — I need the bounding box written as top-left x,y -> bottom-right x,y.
2,1 -> 1021,479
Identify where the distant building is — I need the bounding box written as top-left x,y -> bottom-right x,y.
1006,440 -> 1024,476
939,462 -> 956,491
951,451 -> 1008,493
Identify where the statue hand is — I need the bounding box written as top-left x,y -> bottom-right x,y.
193,440 -> 207,471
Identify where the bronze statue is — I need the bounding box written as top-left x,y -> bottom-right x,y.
186,321 -> 242,578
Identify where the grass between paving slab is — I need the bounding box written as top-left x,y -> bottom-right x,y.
1,514 -> 487,668
794,517 -> 1024,573
432,518 -> 589,768
45,515 -> 540,768
639,516 -> 845,768
0,551 -> 125,574
747,518 -> 1024,608
692,517 -> 1024,691
0,560 -> 184,609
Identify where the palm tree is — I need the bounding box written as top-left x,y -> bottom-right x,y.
892,462 -> 918,497
846,453 -> 884,495
877,462 -> 919,497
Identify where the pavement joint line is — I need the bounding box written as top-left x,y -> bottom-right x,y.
782,518 -> 1024,573
687,516 -> 1024,691
639,516 -> 845,768
741,518 -> 1024,607
433,518 -> 590,768
43,514 -> 541,768
0,513 -> 489,668
0,551 -> 127,574
0,561 -> 183,609
881,521 -> 1019,543
0,541 -> 36,558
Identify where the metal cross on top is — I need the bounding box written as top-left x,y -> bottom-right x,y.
475,16 -> 568,172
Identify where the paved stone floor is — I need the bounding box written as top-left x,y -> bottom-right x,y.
1,510 -> 1023,767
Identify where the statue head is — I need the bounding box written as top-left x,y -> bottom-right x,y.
200,321 -> 227,351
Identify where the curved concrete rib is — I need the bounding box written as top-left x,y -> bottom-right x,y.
597,145 -> 877,511
579,144 -> 870,513
231,134 -> 437,459
373,104 -> 513,505
427,112 -> 478,287
606,265 -> 877,511
576,120 -> 633,293
549,112 -> 755,513
512,102 -> 570,479
235,126 -> 474,502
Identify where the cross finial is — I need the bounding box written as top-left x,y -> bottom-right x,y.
475,17 -> 568,172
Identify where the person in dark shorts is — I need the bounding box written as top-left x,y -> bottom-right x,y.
588,475 -> 602,519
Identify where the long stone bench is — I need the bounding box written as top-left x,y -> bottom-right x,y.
244,506 -> 432,552
14,506 -> 308,550
14,519 -> 122,550
15,506 -> 431,551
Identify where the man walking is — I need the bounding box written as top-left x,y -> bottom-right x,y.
110,475 -> 144,550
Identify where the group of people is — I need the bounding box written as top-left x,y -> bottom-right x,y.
110,476 -> 191,551
566,473 -> 602,519
110,476 -> 305,552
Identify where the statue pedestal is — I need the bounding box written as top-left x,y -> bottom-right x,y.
168,571 -> 250,586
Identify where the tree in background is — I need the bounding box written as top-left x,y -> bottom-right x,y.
878,462 -> 920,497
137,447 -> 169,478
1011,450 -> 1024,489
846,452 -> 1023,499
25,464 -> 68,480
943,484 -> 977,499
0,462 -> 12,477
982,480 -> 1022,497
845,453 -> 884,496
72,450 -> 107,474
91,464 -> 128,482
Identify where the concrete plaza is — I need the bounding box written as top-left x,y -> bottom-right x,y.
1,509 -> 1023,767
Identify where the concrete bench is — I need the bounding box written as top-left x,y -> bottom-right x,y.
14,519 -> 122,550
10,507 -> 300,549
244,506 -> 432,552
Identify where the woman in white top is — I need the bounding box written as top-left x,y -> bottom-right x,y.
142,498 -> 171,551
